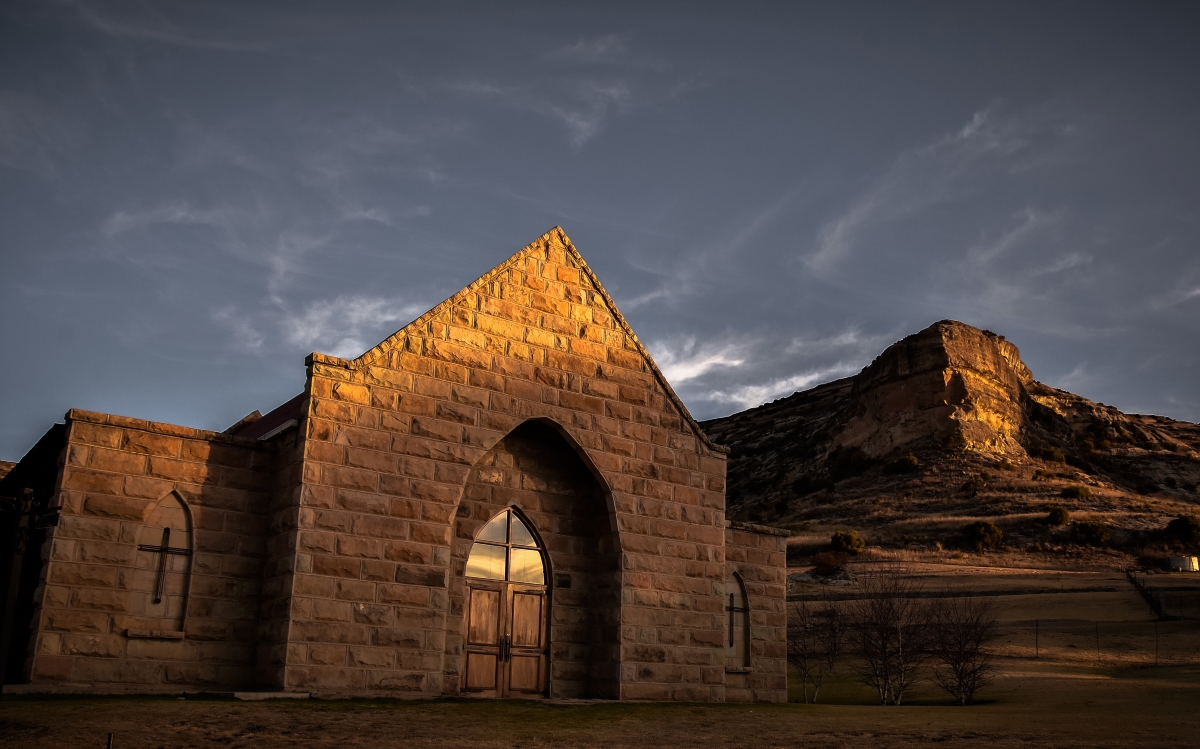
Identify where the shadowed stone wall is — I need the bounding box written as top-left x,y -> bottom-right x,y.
27,411 -> 275,689
724,521 -> 788,703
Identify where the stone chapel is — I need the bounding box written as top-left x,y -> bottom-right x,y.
0,228 -> 786,701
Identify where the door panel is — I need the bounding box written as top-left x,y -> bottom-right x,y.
463,583 -> 504,696
465,652 -> 498,690
508,654 -> 542,692
467,588 -> 501,645
510,592 -> 542,648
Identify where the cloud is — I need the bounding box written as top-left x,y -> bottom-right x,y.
550,34 -> 628,63
702,363 -> 861,410
964,206 -> 1061,267
784,327 -> 893,357
341,207 -> 392,225
68,0 -> 272,52
101,202 -> 238,236
450,78 -> 631,147
212,306 -> 264,351
281,294 -> 428,358
618,185 -> 807,311
265,230 -> 332,301
806,107 -> 1039,273
647,338 -> 745,383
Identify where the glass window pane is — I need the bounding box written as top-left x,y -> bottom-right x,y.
477,512 -> 508,543
509,548 -> 544,585
465,543 -> 506,580
509,514 -> 537,547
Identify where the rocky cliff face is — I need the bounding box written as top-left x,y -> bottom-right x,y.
834,321 -> 1032,458
701,320 -> 1200,526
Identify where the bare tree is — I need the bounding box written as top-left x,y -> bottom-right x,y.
847,566 -> 931,705
787,599 -> 846,703
927,595 -> 998,705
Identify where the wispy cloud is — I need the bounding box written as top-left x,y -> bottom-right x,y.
964,206 -> 1061,267
451,79 -> 631,147
648,338 -> 746,383
618,185 -> 807,310
806,107 -> 1040,273
212,306 -> 264,351
550,34 -> 628,63
101,202 -> 238,236
702,363 -> 861,410
69,0 -> 273,52
280,294 -> 428,358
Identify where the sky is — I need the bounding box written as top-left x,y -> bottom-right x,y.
2,1 -> 1199,460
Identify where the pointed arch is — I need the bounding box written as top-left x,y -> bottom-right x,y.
446,417 -> 622,699
725,571 -> 751,671
134,491 -> 194,632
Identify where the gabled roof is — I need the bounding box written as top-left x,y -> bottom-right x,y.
307,226 -> 727,454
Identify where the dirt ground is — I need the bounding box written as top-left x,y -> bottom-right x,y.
3,660 -> 1200,749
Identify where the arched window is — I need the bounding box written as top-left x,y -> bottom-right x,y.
133,492 -> 194,633
465,508 -> 545,585
725,573 -> 750,670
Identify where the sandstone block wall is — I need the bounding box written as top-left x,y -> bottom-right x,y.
27,410 -> 274,689
283,228 -> 732,699
724,521 -> 788,703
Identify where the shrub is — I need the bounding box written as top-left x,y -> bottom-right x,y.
1071,520 -> 1111,547
884,454 -> 920,475
830,529 -> 866,555
962,521 -> 1004,551
811,550 -> 850,575
1060,485 -> 1092,500
792,474 -> 836,497
1046,506 -> 1070,526
961,478 -> 988,497
828,447 -> 876,482
1030,446 -> 1067,464
1165,516 -> 1200,546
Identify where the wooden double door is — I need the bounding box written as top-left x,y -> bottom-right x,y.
463,580 -> 549,698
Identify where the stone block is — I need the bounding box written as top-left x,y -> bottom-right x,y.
61,634 -> 125,658
348,646 -> 396,668
31,655 -> 75,681
69,588 -> 129,611
67,469 -> 127,496
372,671 -> 426,691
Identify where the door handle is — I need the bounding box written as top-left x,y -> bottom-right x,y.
499,635 -> 509,662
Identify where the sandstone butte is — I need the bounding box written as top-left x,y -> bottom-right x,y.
702,320 -> 1200,549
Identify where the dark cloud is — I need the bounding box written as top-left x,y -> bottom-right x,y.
2,1 -> 1199,457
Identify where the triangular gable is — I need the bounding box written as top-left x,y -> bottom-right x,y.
307,226 -> 727,454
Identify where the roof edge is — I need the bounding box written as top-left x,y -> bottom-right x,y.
65,409 -> 267,449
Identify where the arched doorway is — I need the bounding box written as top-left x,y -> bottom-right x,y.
462,508 -> 549,698
448,419 -> 621,699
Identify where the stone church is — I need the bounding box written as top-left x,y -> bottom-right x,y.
0,228 -> 786,701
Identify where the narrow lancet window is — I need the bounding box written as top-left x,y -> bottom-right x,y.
725,573 -> 750,669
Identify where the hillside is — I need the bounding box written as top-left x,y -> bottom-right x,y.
700,320 -> 1200,563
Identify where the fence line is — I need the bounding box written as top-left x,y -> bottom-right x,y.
1127,571 -> 1200,620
